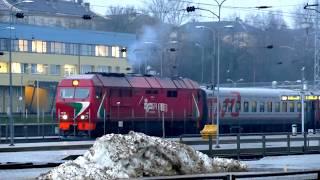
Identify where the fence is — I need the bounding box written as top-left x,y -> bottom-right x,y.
138,169 -> 320,180
179,132 -> 320,159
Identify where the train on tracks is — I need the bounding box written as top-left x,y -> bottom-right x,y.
56,73 -> 320,136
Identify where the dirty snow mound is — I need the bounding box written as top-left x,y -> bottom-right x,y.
39,131 -> 247,179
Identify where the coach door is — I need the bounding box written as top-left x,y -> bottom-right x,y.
305,100 -> 320,132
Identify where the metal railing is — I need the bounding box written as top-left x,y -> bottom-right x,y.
179,132 -> 320,159
138,169 -> 320,180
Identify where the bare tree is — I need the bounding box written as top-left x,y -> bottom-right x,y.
144,0 -> 191,25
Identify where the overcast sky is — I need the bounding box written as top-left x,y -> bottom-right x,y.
86,0 -> 311,25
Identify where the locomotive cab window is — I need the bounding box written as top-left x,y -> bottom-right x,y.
167,90 -> 177,97
74,88 -> 90,99
60,88 -> 74,99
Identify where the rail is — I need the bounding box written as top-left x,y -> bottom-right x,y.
179,132 -> 320,159
138,169 -> 320,180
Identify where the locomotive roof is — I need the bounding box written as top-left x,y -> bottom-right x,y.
63,74 -> 199,89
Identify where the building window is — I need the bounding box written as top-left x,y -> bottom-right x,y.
32,40 -> 47,53
51,42 -> 65,54
0,39 -> 7,51
64,64 -> 76,76
49,65 -> 61,75
80,65 -> 93,74
108,66 -> 112,72
80,44 -> 94,56
0,62 -> 8,73
11,62 -> 22,73
31,64 -> 47,74
14,40 -> 28,52
122,47 -> 127,58
95,45 -> 108,56
115,66 -> 120,73
112,46 -> 120,57
96,65 -> 107,72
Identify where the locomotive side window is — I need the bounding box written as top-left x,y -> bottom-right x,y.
95,88 -> 102,99
60,88 -> 74,98
74,88 -> 90,99
275,102 -> 280,112
282,102 -> 287,112
251,101 -> 257,112
243,101 -> 249,112
146,90 -> 158,95
259,102 -> 265,112
267,102 -> 272,112
289,102 -> 295,112
122,89 -> 133,97
167,90 -> 177,97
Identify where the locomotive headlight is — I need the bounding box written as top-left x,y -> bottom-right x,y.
80,115 -> 85,120
62,114 -> 68,120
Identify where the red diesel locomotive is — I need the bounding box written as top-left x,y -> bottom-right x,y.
56,73 -> 208,136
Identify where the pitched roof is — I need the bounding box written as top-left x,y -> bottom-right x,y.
0,23 -> 136,46
3,0 -> 95,16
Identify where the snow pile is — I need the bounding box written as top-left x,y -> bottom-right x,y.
38,131 -> 247,179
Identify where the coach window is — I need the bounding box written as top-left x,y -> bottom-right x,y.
223,101 -> 227,112
297,102 -> 301,112
275,102 -> 280,112
235,101 -> 241,112
267,102 -> 272,112
251,101 -> 257,112
259,102 -> 265,112
289,102 -> 295,112
282,102 -> 287,112
228,103 -> 232,112
244,101 -> 249,112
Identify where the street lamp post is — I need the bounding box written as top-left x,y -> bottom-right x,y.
8,0 -> 33,146
195,43 -> 205,83
193,0 -> 228,148
301,66 -> 306,134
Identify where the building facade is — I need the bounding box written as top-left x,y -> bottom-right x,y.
0,23 -> 135,114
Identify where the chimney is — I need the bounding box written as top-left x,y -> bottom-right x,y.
83,2 -> 90,11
